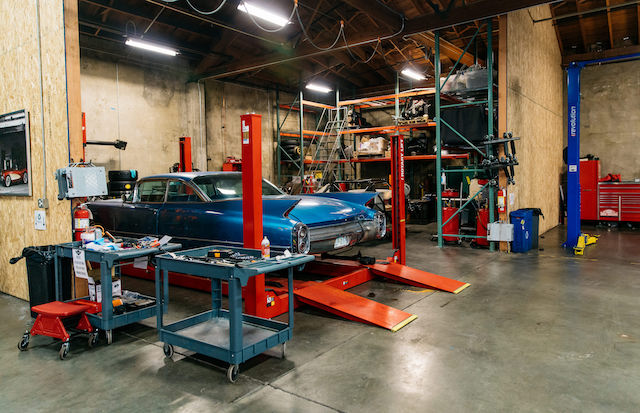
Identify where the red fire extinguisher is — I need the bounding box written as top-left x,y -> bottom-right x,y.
497,188 -> 506,214
73,204 -> 92,241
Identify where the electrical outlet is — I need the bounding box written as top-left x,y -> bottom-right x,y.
37,198 -> 49,209
34,210 -> 46,230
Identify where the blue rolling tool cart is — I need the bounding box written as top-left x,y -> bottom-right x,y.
154,246 -> 314,383
54,239 -> 182,344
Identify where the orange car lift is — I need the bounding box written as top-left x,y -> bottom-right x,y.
124,120 -> 469,331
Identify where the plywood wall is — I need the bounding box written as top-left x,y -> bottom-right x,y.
505,5 -> 564,234
580,60 -> 640,180
80,57 -> 206,177
0,0 -> 75,299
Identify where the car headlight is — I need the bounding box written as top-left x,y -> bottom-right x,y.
374,211 -> 386,239
292,223 -> 310,254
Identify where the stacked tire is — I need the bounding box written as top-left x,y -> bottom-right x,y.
280,138 -> 301,161
107,170 -> 137,198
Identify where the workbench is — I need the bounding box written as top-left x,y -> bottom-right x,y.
154,246 -> 314,382
54,239 -> 181,344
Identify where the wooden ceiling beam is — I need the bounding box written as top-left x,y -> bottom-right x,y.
342,0 -> 403,31
201,0 -> 555,80
561,43 -> 640,64
606,0 -> 615,48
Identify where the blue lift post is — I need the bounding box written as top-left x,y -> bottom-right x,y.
564,52 -> 640,248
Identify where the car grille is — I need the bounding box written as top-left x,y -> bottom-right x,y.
309,221 -> 365,242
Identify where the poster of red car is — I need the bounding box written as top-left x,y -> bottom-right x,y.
0,110 -> 31,196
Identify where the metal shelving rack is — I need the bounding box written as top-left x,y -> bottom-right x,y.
435,19 -> 497,250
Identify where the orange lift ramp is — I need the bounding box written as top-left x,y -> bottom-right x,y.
368,262 -> 470,294
294,283 -> 417,332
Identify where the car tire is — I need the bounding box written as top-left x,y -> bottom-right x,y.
108,180 -> 136,192
4,175 -> 11,187
280,138 -> 299,146
22,172 -> 28,184
108,170 -> 138,181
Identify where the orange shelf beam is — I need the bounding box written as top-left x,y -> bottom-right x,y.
338,89 -> 435,107
303,153 -> 469,164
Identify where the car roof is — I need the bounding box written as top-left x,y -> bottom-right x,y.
143,171 -> 242,181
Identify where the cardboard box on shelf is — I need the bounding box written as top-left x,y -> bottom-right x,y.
88,278 -> 122,302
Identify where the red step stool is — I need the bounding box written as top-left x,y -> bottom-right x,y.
18,301 -> 98,360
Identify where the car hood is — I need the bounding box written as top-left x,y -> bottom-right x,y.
273,195 -> 372,227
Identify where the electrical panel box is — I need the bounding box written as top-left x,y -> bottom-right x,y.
55,166 -> 108,199
487,222 -> 513,242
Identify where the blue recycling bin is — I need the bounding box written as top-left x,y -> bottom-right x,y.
510,209 -> 533,253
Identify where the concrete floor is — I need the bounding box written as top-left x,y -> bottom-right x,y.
1,224 -> 639,412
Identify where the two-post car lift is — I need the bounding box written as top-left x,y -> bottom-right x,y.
126,115 -> 470,331
239,115 -> 469,331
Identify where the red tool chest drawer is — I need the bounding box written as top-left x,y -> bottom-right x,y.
598,182 -> 640,222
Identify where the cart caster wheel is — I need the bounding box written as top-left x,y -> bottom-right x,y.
59,341 -> 70,360
88,332 -> 99,348
227,364 -> 239,383
281,342 -> 286,359
106,330 -> 113,345
17,332 -> 30,351
163,343 -> 174,359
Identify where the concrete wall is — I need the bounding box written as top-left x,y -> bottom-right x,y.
0,0 -> 75,299
505,5 -> 564,234
204,81 -> 317,182
80,57 -> 206,177
580,60 -> 640,179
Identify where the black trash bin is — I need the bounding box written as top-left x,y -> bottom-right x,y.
10,246 -> 72,318
523,209 -> 544,249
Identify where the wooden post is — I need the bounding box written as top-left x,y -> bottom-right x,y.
498,15 -> 509,252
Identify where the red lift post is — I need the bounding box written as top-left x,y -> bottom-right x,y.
390,135 -> 406,265
240,114 -> 267,317
178,137 -> 192,172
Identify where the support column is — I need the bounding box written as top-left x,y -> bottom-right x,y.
566,63 -> 582,247
391,135 -> 406,265
241,114 -> 266,317
435,31 -> 443,247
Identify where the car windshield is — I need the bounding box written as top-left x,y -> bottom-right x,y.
192,174 -> 284,200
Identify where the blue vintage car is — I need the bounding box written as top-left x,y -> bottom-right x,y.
87,172 -> 386,254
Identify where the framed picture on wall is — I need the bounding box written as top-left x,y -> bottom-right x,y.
0,110 -> 32,196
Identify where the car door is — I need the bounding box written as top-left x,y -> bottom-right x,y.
157,179 -> 244,248
112,178 -> 167,237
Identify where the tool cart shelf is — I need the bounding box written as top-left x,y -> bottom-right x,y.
154,246 -> 314,383
54,239 -> 182,344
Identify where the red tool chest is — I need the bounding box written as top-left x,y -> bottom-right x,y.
580,159 -> 640,222
580,160 -> 599,220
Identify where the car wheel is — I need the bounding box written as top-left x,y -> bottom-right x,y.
108,170 -> 138,181
22,172 -> 28,184
4,175 -> 11,187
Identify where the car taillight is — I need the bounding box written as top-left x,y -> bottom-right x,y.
292,223 -> 310,254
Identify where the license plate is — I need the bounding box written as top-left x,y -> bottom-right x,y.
334,236 -> 350,249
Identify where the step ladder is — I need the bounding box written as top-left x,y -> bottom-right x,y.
306,107 -> 351,187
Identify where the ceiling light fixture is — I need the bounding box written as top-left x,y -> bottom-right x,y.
125,38 -> 178,56
401,68 -> 426,80
237,2 -> 290,27
305,83 -> 332,93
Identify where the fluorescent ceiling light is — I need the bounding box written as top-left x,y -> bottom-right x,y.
125,38 -> 178,56
401,68 -> 426,80
237,2 -> 290,27
306,83 -> 332,93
